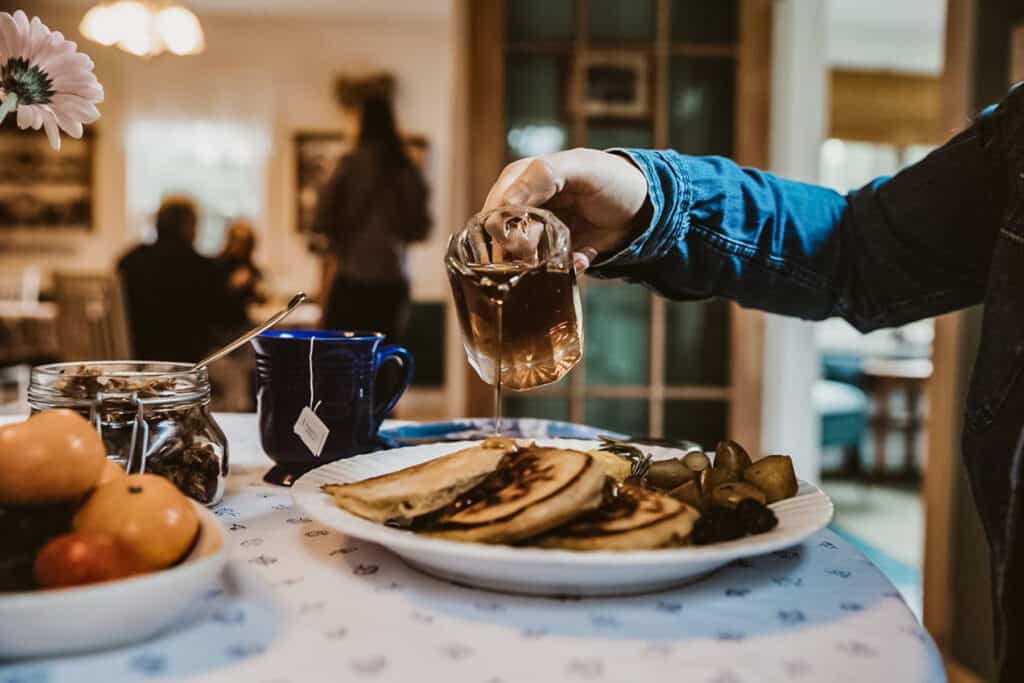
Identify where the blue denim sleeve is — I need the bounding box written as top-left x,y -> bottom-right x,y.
591,112 -> 1005,331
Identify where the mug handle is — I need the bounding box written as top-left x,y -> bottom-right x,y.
373,344 -> 414,426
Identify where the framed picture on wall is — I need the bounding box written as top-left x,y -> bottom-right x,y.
0,124 -> 94,233
579,51 -> 650,119
294,131 -> 429,234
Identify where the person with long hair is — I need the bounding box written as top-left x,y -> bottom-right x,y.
216,218 -> 265,335
311,95 -> 431,340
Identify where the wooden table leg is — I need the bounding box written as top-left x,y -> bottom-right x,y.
904,383 -> 921,478
873,382 -> 891,477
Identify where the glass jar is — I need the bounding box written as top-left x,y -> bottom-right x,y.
28,361 -> 229,506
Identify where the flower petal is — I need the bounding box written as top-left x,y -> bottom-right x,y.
50,93 -> 100,124
40,109 -> 61,151
32,29 -> 74,72
42,51 -> 94,87
51,104 -> 82,139
56,82 -> 104,105
0,12 -> 23,61
16,103 -> 40,130
12,10 -> 29,39
26,16 -> 53,63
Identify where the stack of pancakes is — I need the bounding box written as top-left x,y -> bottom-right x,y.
322,440 -> 700,550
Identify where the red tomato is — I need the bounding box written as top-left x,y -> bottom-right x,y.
33,530 -> 145,589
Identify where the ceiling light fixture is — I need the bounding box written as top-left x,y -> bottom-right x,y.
80,1 -> 205,58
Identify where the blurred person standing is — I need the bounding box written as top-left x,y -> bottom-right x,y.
118,196 -> 225,362
311,94 -> 431,341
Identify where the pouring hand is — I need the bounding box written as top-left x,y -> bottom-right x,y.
482,148 -> 650,272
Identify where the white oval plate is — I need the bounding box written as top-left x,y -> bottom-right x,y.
293,439 -> 834,596
0,501 -> 228,658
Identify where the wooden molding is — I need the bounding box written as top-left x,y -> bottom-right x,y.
922,0 -> 975,650
736,0 -> 773,169
1012,24 -> 1024,84
829,69 -> 943,146
462,0 -> 506,417
944,651 -> 986,683
728,0 -> 772,449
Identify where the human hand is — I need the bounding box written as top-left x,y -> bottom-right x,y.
482,148 -> 650,272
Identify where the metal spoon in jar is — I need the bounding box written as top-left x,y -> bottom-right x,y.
192,292 -> 307,371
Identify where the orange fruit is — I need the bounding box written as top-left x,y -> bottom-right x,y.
34,530 -> 145,589
0,410 -> 106,504
73,474 -> 199,571
95,460 -> 128,488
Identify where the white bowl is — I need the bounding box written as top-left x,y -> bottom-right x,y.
0,501 -> 228,658
294,439 -> 834,596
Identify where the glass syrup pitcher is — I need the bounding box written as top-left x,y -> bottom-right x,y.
446,206 -> 584,433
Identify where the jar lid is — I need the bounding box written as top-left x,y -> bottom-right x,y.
29,361 -> 211,409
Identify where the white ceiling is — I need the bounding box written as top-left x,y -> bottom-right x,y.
827,0 -> 946,74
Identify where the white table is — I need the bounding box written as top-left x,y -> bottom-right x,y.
0,414 -> 945,683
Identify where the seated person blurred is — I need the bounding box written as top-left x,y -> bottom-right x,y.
118,196 -> 224,363
215,218 -> 265,338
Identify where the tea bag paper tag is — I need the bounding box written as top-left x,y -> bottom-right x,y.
294,335 -> 329,456
294,406 -> 329,457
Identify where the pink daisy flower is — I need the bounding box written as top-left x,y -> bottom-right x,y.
0,9 -> 104,151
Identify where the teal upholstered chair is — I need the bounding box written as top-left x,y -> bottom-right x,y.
817,353 -> 869,475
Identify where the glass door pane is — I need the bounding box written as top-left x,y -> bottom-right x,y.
507,0 -> 574,42
588,0 -> 655,43
671,0 -> 737,44
586,398 -> 649,435
669,57 -> 735,156
664,400 -> 728,450
505,396 -> 570,422
584,281 -> 650,385
506,54 -> 571,159
665,299 -> 730,386
585,123 -> 654,149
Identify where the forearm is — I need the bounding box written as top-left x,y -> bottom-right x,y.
593,122 -> 1003,332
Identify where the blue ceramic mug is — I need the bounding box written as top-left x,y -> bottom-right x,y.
251,330 -> 413,485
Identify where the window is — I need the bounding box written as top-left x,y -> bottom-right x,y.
124,119 -> 270,255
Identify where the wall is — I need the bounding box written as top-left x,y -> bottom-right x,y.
760,0 -> 828,479
4,2 -> 455,306
826,0 -> 945,75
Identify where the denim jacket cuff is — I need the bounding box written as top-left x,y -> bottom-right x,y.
589,148 -> 691,272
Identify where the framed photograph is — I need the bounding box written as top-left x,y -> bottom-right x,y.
0,126 -> 94,232
294,131 -> 429,234
580,51 -> 650,119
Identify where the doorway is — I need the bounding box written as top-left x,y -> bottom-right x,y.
813,0 -> 948,618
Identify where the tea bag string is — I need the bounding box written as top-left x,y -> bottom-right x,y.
308,335 -> 322,414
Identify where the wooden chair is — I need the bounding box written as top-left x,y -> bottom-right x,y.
53,272 -> 133,361
0,267 -> 41,304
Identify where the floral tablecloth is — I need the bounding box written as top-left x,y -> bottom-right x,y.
0,414 -> 945,683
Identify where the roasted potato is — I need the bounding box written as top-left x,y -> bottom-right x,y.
714,440 -> 752,475
700,466 -> 738,495
682,450 -> 711,472
645,458 -> 696,490
742,455 -> 798,503
710,481 -> 767,508
668,479 -> 708,513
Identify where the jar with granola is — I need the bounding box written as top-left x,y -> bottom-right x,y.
27,362 -> 228,505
